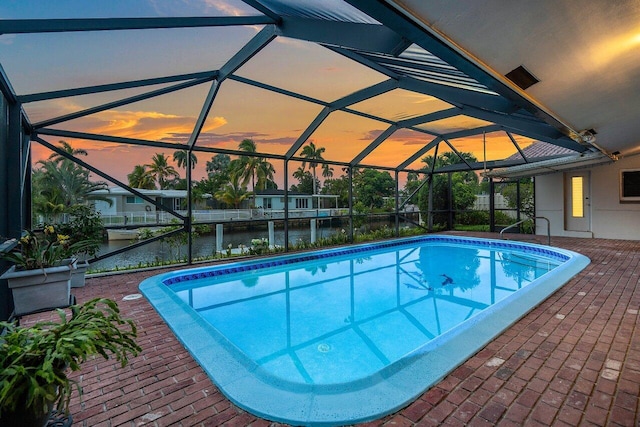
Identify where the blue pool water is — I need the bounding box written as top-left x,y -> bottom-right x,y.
139,235 -> 589,426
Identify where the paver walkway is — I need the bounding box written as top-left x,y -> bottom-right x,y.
22,233 -> 640,426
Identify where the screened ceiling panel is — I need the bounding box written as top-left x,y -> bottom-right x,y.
416,116 -> 493,135
359,46 -> 495,95
301,111 -> 385,163
22,82 -> 207,126
404,145 -> 450,171
358,129 -> 435,168
0,0 -> 259,19
348,89 -> 453,123
447,131 -> 524,163
0,26 -> 258,94
198,79 -> 323,155
258,0 -> 379,23
39,85 -> 211,144
235,38 -> 389,103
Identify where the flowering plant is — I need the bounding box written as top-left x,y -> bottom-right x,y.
249,238 -> 269,255
1,226 -> 96,271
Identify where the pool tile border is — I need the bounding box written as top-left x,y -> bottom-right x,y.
162,235 -> 570,286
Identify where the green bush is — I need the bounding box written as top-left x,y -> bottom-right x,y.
456,210 -> 489,226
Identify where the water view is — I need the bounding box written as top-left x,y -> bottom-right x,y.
91,226 -> 342,272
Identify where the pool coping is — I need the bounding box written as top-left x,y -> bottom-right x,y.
139,235 -> 590,426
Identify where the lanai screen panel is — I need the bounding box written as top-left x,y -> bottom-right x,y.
417,116 -> 493,136
358,129 -> 437,169
198,79 -> 324,157
235,37 -> 389,103
449,131 -> 528,163
300,110 -> 388,163
0,26 -> 256,95
349,89 -> 453,123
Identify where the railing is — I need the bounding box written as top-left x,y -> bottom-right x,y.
100,208 -> 356,226
101,209 -> 253,226
500,216 -> 551,245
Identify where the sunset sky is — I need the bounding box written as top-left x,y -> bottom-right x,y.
0,0 -> 534,189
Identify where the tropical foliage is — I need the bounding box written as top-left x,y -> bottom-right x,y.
55,205 -> 104,258
127,165 -> 155,189
320,175 -> 347,207
0,298 -> 140,417
417,152 -> 480,226
173,149 -> 197,170
214,173 -> 252,208
146,153 -> 179,190
231,139 -> 276,192
32,141 -> 110,224
300,141 -> 328,195
290,166 -> 317,194
353,168 -> 395,209
0,226 -> 97,270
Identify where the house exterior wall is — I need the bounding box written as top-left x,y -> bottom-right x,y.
254,195 -> 313,210
535,154 -> 640,240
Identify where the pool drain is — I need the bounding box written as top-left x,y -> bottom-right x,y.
317,343 -> 331,353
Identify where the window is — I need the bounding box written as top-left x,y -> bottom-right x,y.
295,198 -> 308,209
264,198 -> 272,209
126,196 -> 144,204
571,176 -> 583,218
620,169 -> 640,202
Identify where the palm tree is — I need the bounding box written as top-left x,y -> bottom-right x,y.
300,141 -> 326,194
292,165 -> 308,183
255,159 -> 276,191
147,153 -> 179,190
322,163 -> 334,179
47,140 -> 88,163
173,149 -> 197,171
33,158 -> 111,222
214,174 -> 252,209
127,165 -> 156,189
229,139 -> 277,192
291,166 -> 314,194
233,139 -> 262,191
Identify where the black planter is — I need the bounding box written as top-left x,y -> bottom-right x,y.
0,400 -> 53,427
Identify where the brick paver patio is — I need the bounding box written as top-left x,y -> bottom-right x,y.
22,233 -> 640,426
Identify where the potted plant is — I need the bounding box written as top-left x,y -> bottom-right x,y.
0,297 -> 141,427
0,227 -> 96,316
55,205 -> 105,288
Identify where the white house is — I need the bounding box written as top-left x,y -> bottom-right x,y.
488,143 -> 640,240
253,190 -> 339,212
92,187 -> 190,216
534,155 -> 640,240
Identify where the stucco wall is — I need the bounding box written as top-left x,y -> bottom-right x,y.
535,154 -> 640,240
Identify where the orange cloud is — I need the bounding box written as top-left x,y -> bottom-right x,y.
87,110 -> 227,141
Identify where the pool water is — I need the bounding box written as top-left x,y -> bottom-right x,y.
140,235 -> 589,425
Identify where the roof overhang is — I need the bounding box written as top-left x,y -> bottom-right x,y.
484,152 -> 615,179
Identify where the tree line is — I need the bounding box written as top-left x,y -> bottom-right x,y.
33,138 -> 525,229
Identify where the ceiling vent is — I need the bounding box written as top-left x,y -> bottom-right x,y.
505,65 -> 539,90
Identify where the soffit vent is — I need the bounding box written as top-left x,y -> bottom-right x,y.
505,65 -> 539,90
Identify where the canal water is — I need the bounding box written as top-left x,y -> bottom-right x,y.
91,226 -> 342,272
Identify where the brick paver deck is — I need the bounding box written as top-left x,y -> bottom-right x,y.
22,233 -> 640,426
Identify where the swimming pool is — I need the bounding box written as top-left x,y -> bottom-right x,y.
139,235 -> 589,426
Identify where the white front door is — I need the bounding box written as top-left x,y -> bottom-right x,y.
565,171 -> 591,232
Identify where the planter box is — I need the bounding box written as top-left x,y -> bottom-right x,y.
71,260 -> 89,288
1,265 -> 72,316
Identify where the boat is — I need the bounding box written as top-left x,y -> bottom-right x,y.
106,229 -> 140,241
